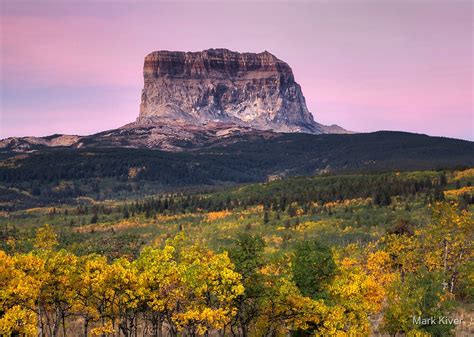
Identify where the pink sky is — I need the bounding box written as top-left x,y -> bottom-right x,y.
1,1 -> 472,140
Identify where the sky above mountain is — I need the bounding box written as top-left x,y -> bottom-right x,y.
1,0 -> 472,140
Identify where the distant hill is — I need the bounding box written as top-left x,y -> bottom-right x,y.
1,130 -> 472,210
1,131 -> 472,184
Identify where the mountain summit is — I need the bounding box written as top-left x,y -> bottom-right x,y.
137,49 -> 346,134
1,49 -> 350,153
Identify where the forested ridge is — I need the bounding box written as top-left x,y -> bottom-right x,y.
1,131 -> 473,186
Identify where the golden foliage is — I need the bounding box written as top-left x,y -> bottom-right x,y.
205,210 -> 231,221
453,168 -> 474,180
444,186 -> 474,198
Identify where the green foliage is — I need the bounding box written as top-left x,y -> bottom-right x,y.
229,233 -> 266,280
228,233 -> 266,336
292,240 -> 336,300
382,270 -> 456,337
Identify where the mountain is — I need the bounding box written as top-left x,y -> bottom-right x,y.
1,48 -> 472,176
137,48 -> 345,134
1,49 -> 351,154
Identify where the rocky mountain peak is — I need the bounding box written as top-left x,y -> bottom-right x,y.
138,48 -> 343,134
0,49 -> 349,154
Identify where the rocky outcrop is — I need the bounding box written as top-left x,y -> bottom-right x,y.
0,49 -> 351,155
0,134 -> 80,152
138,48 -> 344,134
0,121 -> 272,153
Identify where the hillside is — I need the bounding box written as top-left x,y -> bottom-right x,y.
1,130 -> 473,210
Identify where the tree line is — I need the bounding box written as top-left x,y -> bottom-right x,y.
120,172 -> 453,219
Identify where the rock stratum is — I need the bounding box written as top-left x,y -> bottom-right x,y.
137,49 -> 345,134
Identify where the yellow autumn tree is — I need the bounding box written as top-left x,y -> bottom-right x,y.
73,255 -> 141,336
73,254 -> 114,336
108,258 -> 140,336
380,232 -> 420,283
29,224 -> 80,337
1,224 -> 79,337
35,249 -> 78,337
421,202 -> 473,294
174,244 -> 244,335
0,251 -> 42,336
135,244 -> 182,337
327,256 -> 383,336
33,224 -> 58,251
135,233 -> 244,336
253,254 -> 355,337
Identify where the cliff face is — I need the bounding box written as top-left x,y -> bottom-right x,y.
138,49 -> 329,133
